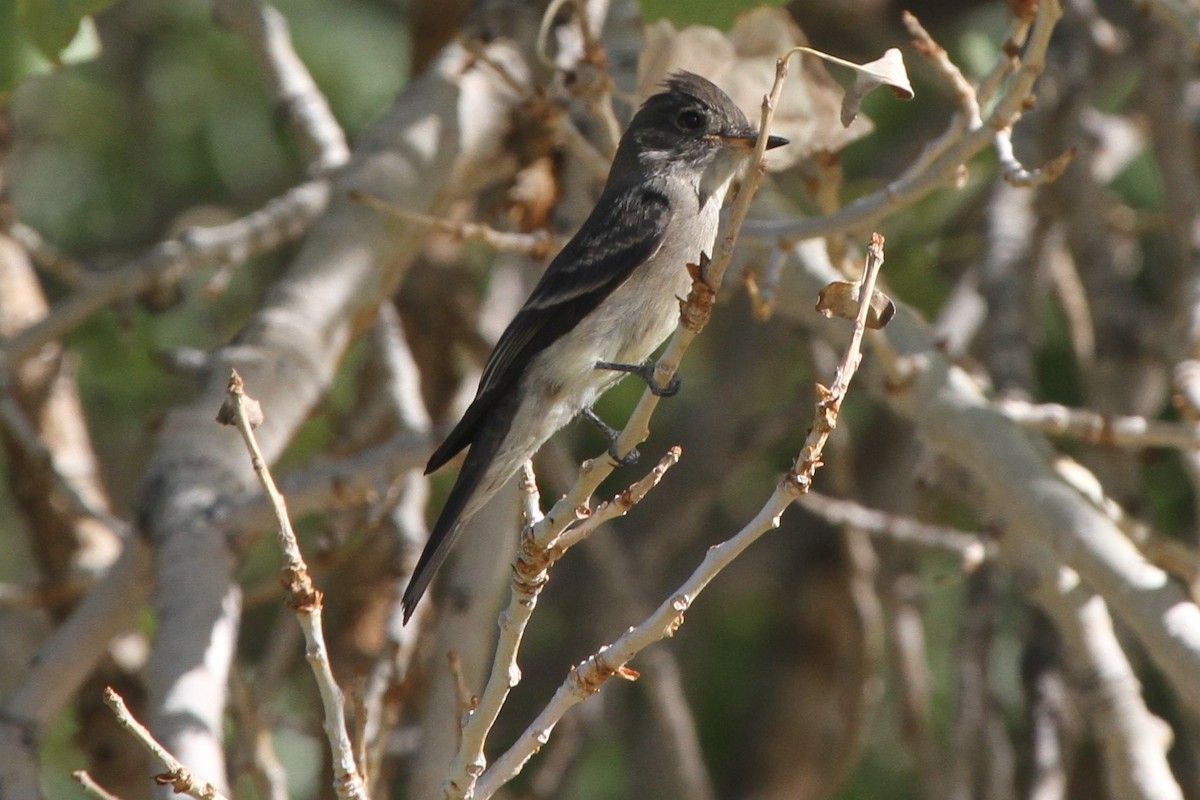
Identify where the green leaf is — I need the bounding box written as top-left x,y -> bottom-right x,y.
0,1 -> 42,100
1,0 -> 105,103
637,0 -> 789,31
16,0 -> 114,63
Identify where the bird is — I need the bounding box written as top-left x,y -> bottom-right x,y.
402,71 -> 787,621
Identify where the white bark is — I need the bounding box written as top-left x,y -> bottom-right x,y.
138,17 -> 534,786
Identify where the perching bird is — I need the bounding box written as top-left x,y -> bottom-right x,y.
402,71 -> 787,621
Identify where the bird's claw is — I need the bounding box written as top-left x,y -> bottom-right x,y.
651,374 -> 681,397
594,361 -> 681,397
582,407 -> 639,467
608,444 -> 640,467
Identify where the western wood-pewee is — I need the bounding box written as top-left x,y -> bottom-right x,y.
402,71 -> 787,620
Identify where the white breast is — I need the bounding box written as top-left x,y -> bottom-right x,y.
474,169 -> 733,503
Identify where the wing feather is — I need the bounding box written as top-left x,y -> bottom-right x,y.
425,186 -> 671,474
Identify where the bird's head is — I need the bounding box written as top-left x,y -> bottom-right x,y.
611,71 -> 788,191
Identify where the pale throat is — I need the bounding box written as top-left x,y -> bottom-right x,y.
695,156 -> 740,211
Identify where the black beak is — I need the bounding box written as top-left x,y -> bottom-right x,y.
720,129 -> 789,150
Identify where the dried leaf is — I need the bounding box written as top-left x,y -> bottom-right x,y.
639,8 -> 873,169
839,48 -> 913,127
816,280 -> 896,329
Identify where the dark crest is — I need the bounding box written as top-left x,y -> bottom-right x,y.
607,71 -> 753,179
659,71 -> 748,125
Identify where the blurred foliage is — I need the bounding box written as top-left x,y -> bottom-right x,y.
8,0 -> 407,250
17,0 -> 116,61
4,0 -> 407,503
0,0 -> 107,98
637,0 -> 790,30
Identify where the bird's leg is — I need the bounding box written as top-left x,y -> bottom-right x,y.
581,408 -> 639,466
594,361 -> 681,397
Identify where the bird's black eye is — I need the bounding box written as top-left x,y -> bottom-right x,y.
676,109 -> 705,131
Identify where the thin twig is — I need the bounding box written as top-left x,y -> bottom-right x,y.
212,0 -> 349,172
583,536 -> 718,800
220,370 -> 367,800
743,0 -> 1062,243
540,0 -> 624,154
551,114 -> 613,180
903,11 -> 981,123
3,180 -> 330,364
72,771 -> 123,800
3,220 -> 94,288
535,0 -> 576,68
0,365 -> 128,534
995,397 -> 1200,450
556,447 -> 681,551
461,31 -> 612,180
995,128 -> 1076,186
886,11 -> 987,184
443,448 -> 681,799
350,192 -> 555,258
103,687 -> 231,800
797,492 -> 991,568
216,428 -> 433,539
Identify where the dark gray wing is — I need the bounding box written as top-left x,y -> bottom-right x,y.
425,185 -> 672,473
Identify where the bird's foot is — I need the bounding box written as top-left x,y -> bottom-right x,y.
594,360 -> 681,397
582,408 -> 639,466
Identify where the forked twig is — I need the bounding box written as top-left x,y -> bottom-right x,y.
219,371 -> 367,800
103,687 -> 231,800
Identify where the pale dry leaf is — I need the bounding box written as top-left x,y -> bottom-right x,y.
638,7 -> 873,169
840,47 -> 913,127
816,280 -> 896,329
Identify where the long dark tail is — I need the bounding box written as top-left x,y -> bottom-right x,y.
401,394 -> 517,622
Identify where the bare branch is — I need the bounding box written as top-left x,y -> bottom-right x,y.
460,29 -> 611,180
743,0 -> 1063,243
797,492 -> 991,568
0,365 -> 126,534
212,0 -> 350,172
907,4 -> 1073,190
1023,563 -> 1183,800
72,770 -> 123,800
903,11 -> 979,123
104,687 -> 231,800
995,397 -> 1200,450
3,180 -> 330,364
350,192 -> 555,258
0,541 -> 150,786
782,236 -> 1200,719
444,448 -> 681,799
216,429 -> 433,537
220,371 -> 367,800
995,128 -> 1075,187
2,220 -> 93,288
